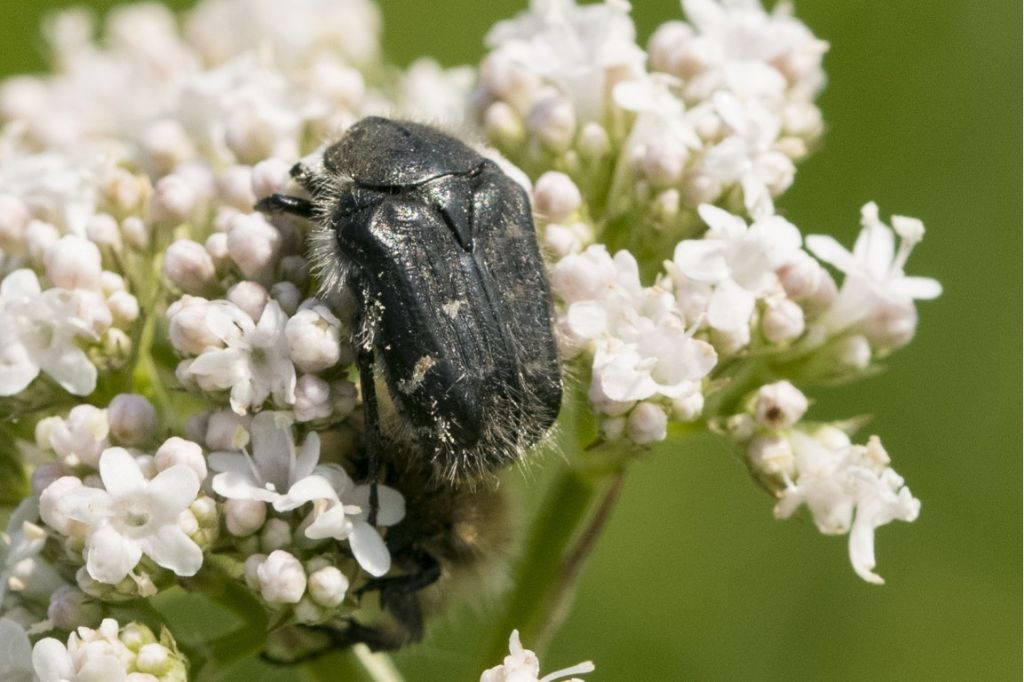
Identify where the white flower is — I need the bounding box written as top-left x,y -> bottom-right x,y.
30,618 -> 150,682
481,629 -> 594,682
806,203 -> 941,337
672,204 -> 801,333
775,430 -> 920,584
53,448 -> 203,584
45,404 -> 110,467
656,0 -> 828,107
184,298 -> 297,413
0,269 -> 99,397
699,93 -> 795,217
299,464 -> 405,578
209,411 -> 321,510
485,0 -> 645,122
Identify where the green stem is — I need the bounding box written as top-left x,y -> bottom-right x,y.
478,442 -> 630,669
303,646 -> 405,682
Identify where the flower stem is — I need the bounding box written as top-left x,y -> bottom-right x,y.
478,441 -> 631,669
303,646 -> 405,682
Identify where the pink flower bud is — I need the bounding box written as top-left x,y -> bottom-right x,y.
107,393 -> 157,445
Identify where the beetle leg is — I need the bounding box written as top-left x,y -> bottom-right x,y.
289,162 -> 320,194
255,193 -> 314,218
357,347 -> 381,526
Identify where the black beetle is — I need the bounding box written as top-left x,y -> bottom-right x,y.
258,117 -> 562,488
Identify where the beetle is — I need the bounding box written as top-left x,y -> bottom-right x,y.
258,117 -> 562,495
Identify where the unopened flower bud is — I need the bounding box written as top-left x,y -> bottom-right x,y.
534,171 -> 582,222
271,281 -> 302,315
777,251 -> 822,301
755,381 -> 808,429
252,157 -> 292,199
45,235 -> 102,290
527,96 -> 576,152
120,216 -> 150,249
711,323 -> 751,355
749,434 -> 795,476
227,212 -> 281,277
50,404 -> 109,467
178,509 -> 199,536
600,416 -> 626,441
286,301 -> 342,372
204,231 -> 230,269
225,498 -> 267,537
227,280 -> 269,321
190,495 -> 219,527
24,220 -> 60,265
141,119 -> 194,174
762,298 -> 805,344
858,298 -> 917,351
85,213 -> 122,251
107,393 -> 156,445
102,166 -> 146,215
294,374 -> 332,422
149,174 -> 197,224
164,239 -> 216,294
642,136 -> 688,187
220,165 -> 257,211
244,553 -> 267,590
107,290 -> 140,327
48,585 -> 102,629
0,193 -> 30,252
307,565 -> 349,608
154,437 -> 207,482
803,269 -> 837,317
726,413 -> 756,441
257,550 -> 307,604
99,271 -> 125,295
671,391 -> 704,422
627,402 -> 668,444
261,518 -> 292,552
136,643 -> 171,675
483,101 -> 524,147
578,121 -> 611,161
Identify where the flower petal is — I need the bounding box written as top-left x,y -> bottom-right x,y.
31,637 -> 74,682
348,521 -> 391,577
805,234 -> 856,274
147,465 -> 201,516
274,474 -> 337,512
143,525 -> 203,577
99,448 -> 146,497
86,525 -> 142,584
673,239 -> 729,284
891,275 -> 942,301
38,344 -> 97,396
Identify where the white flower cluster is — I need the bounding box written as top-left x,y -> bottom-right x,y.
0,0 -> 942,670
481,629 -> 594,682
473,0 -> 937,582
0,616 -> 188,682
475,0 -> 827,224
728,381 -> 920,584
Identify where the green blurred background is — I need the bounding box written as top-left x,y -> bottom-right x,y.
0,1 -> 1019,679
